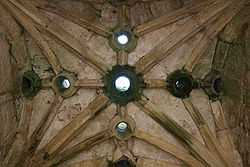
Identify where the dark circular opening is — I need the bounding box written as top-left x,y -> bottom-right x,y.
213,77 -> 222,94
22,76 -> 32,92
21,71 -> 41,98
175,77 -> 193,93
115,160 -> 133,167
167,70 -> 195,98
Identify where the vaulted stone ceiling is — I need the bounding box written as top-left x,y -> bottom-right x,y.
0,0 -> 250,167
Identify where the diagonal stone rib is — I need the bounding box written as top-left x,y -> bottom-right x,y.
134,0 -> 243,75
184,33 -> 211,72
3,101 -> 33,167
118,4 -> 130,27
40,95 -> 111,158
134,97 -> 192,145
134,0 -> 217,36
135,130 -> 205,167
185,0 -> 245,72
46,130 -> 112,166
144,79 -> 167,89
41,77 -> 53,89
0,0 -> 63,75
74,79 -> 104,89
35,1 -> 112,38
209,101 -> 237,159
4,0 -> 110,75
117,51 -> 128,65
182,98 -> 237,167
15,96 -> 63,167
116,104 -> 127,117
134,96 -> 228,167
209,101 -> 230,133
28,96 -> 64,157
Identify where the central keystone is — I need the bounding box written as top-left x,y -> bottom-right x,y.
103,65 -> 144,105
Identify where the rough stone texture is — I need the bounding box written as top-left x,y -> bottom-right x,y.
0,26 -> 18,162
211,6 -> 250,166
0,0 -> 249,167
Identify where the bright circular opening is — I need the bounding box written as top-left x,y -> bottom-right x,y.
115,76 -> 130,92
117,34 -> 129,45
116,122 -> 128,133
62,79 -> 71,89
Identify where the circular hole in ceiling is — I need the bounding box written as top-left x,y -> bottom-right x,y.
103,65 -> 144,105
213,77 -> 222,94
175,77 -> 193,93
114,159 -> 133,167
117,34 -> 129,45
167,70 -> 195,98
62,78 -> 71,89
115,76 -> 131,92
56,76 -> 71,92
22,71 -> 41,98
116,121 -> 129,133
22,76 -> 32,92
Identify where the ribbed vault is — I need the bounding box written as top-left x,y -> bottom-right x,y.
0,0 -> 249,167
